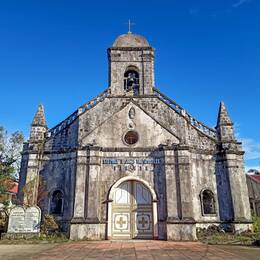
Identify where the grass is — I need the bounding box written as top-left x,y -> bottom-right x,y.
0,233 -> 69,244
252,216 -> 260,232
197,217 -> 260,245
207,233 -> 258,245
197,219 -> 260,245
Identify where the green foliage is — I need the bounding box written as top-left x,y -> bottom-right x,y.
252,216 -> 260,232
38,233 -> 69,242
0,126 -> 24,203
0,233 -> 69,243
197,225 -> 260,245
22,175 -> 48,207
0,210 -> 8,232
41,214 -> 60,235
208,232 -> 260,245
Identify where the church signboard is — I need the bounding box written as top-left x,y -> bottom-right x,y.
102,158 -> 161,165
7,206 -> 41,234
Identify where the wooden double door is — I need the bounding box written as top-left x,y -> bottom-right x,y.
112,180 -> 153,239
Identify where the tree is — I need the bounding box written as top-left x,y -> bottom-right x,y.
0,127 -> 24,233
0,126 -> 24,198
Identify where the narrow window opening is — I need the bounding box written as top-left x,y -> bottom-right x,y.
50,190 -> 63,215
201,190 -> 216,215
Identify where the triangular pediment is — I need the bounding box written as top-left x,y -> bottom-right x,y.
81,102 -> 180,148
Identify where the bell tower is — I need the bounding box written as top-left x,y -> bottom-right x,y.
108,31 -> 155,96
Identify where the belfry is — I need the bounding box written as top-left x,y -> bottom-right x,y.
18,30 -> 252,240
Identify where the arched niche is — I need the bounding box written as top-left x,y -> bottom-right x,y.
124,66 -> 140,95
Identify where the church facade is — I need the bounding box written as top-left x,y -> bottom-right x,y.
18,32 -> 252,240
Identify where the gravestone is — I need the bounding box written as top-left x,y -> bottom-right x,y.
24,207 -> 41,233
7,206 -> 41,234
7,206 -> 25,233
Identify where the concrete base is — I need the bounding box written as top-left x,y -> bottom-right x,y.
234,223 -> 253,233
166,224 -> 197,241
70,223 -> 106,240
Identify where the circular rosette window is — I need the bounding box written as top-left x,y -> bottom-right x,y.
124,131 -> 139,145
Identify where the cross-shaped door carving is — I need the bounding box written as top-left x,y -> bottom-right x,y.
138,216 -> 149,228
116,216 -> 126,228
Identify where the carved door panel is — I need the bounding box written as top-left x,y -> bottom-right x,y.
112,181 -> 153,239
112,181 -> 131,239
132,182 -> 153,239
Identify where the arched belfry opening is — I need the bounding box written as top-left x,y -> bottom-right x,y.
108,32 -> 155,96
124,66 -> 140,96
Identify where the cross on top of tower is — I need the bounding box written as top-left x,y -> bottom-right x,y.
127,19 -> 135,34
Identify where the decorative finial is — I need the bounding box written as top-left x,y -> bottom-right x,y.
217,101 -> 233,127
32,104 -> 47,127
127,19 -> 135,34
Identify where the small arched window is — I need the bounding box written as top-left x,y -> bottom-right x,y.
201,190 -> 216,215
50,190 -> 63,215
124,67 -> 140,96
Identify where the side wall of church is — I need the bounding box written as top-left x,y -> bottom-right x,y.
45,119 -> 79,151
215,154 -> 234,222
190,152 -> 219,222
39,152 -> 77,231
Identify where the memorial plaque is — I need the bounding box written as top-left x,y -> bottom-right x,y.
24,207 -> 41,233
7,206 -> 41,233
7,206 -> 25,233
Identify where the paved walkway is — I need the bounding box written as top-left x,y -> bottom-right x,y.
0,241 -> 259,260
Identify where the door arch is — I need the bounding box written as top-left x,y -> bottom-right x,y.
107,176 -> 158,239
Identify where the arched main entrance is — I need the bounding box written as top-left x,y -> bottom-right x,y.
107,177 -> 158,239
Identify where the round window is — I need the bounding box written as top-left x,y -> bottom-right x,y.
124,131 -> 139,145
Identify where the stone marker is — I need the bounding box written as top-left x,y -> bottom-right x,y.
7,206 -> 41,233
7,206 -> 25,233
24,206 -> 41,233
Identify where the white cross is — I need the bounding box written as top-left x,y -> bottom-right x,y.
127,19 -> 135,34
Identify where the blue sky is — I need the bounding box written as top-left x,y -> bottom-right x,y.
0,0 -> 259,170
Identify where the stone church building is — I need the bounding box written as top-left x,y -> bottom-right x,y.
18,31 -> 252,240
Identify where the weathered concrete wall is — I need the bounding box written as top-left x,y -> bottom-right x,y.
70,223 -> 106,240
70,148 -> 169,240
215,155 -> 234,222
109,48 -> 154,95
78,96 -> 217,151
167,224 -> 197,240
45,119 -> 79,151
81,103 -> 179,148
190,152 -> 219,222
39,152 -> 76,230
226,152 -> 251,221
